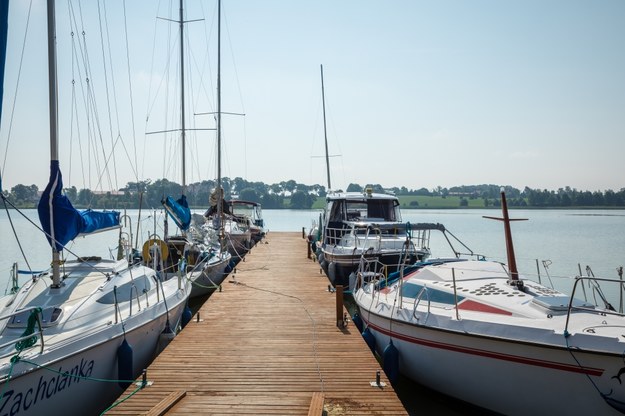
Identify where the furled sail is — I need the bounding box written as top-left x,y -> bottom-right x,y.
162,194 -> 191,231
37,161 -> 120,251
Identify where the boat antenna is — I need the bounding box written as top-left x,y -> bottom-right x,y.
320,64 -> 331,191
483,189 -> 527,288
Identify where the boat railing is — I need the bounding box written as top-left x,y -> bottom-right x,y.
0,307 -> 45,357
128,284 -> 143,316
324,222 -> 349,246
358,225 -> 381,250
564,276 -> 625,336
412,286 -> 432,321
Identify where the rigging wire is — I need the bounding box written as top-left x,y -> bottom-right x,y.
122,0 -> 140,184
96,0 -> 120,191
0,0 -> 34,181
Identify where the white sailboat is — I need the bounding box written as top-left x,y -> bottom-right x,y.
0,2 -> 191,415
152,0 -> 232,298
202,0 -> 251,265
354,191 -> 625,415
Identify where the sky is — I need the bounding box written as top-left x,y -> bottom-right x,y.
1,0 -> 624,195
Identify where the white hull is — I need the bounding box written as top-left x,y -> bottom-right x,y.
355,260 -> 625,415
189,253 -> 232,298
0,260 -> 190,416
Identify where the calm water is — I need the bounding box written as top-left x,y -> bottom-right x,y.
1,207 -> 624,414
2,207 -> 624,297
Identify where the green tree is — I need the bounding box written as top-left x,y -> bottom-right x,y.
239,188 -> 261,203
261,193 -> 283,209
346,183 -> 362,192
10,184 -> 39,206
77,188 -> 95,207
289,191 -> 315,209
64,186 -> 78,203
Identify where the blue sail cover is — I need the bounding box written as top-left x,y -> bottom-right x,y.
37,161 -> 120,251
163,194 -> 191,231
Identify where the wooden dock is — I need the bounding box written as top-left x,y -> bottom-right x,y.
106,232 -> 407,415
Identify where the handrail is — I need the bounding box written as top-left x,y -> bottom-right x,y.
412,286 -> 432,321
0,307 -> 45,356
564,276 -> 625,336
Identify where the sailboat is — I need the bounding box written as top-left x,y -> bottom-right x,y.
354,191 -> 625,415
152,0 -> 232,298
229,199 -> 265,245
0,2 -> 191,415
202,0 -> 251,264
313,65 -> 426,288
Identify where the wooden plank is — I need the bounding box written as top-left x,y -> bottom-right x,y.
142,390 -> 186,416
107,232 -> 407,415
307,392 -> 324,416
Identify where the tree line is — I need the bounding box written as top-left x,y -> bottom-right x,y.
3,179 -> 625,210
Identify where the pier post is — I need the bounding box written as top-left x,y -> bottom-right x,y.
336,285 -> 344,328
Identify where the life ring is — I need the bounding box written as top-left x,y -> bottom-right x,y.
142,238 -> 169,262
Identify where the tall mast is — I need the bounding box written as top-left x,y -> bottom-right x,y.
320,64 -> 331,191
47,0 -> 61,286
216,0 -> 222,219
179,0 -> 186,194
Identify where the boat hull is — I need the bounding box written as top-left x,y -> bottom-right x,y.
359,310 -> 625,415
189,254 -> 232,298
1,296 -> 187,416
320,250 -> 420,287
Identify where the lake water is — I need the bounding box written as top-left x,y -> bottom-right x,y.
264,208 -> 625,295
2,208 -> 624,299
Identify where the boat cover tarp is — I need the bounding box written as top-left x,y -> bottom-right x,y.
163,194 -> 191,231
37,161 -> 120,251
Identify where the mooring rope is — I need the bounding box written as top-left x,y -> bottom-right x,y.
1,355 -> 151,416
232,280 -> 326,393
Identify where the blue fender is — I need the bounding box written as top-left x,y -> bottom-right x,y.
383,339 -> 400,384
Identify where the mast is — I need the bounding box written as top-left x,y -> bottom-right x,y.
216,0 -> 223,230
179,0 -> 186,194
483,190 -> 527,288
47,0 -> 61,287
320,64 -> 331,191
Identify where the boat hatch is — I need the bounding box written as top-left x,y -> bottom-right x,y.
7,307 -> 63,328
531,295 -> 595,312
96,278 -> 152,304
401,282 -> 464,305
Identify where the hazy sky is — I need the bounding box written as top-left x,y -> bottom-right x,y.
1,0 -> 624,194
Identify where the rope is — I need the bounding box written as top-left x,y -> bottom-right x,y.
100,383 -> 144,415
15,308 -> 42,351
1,196 -> 35,274
6,356 -> 150,395
233,280 -> 325,393
564,334 -> 619,405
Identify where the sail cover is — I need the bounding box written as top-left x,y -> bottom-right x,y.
163,194 -> 191,231
37,161 -> 120,251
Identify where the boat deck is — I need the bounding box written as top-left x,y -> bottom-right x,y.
106,231 -> 407,415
